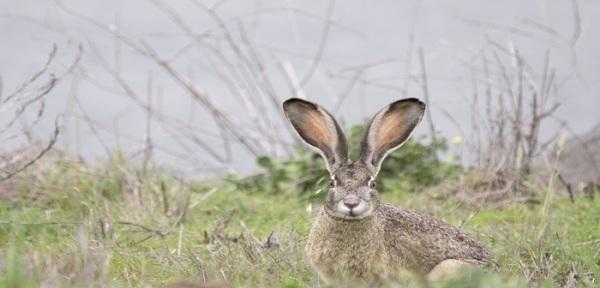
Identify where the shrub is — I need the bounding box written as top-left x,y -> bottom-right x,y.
236,125 -> 460,197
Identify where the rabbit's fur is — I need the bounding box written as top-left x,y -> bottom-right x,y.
283,98 -> 490,284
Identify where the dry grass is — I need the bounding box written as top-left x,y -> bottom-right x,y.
0,154 -> 598,287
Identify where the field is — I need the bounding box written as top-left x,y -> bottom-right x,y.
0,151 -> 598,288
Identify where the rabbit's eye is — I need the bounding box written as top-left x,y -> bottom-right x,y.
329,176 -> 338,187
368,178 -> 376,189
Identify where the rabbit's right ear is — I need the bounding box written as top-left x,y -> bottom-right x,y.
360,98 -> 425,175
283,98 -> 348,171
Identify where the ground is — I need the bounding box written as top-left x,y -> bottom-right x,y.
0,158 -> 598,287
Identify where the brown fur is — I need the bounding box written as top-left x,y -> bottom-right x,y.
283,98 -> 490,284
306,198 -> 490,284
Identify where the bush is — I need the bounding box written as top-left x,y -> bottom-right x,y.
235,125 -> 460,196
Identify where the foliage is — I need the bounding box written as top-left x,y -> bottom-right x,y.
346,126 -> 460,193
235,125 -> 460,196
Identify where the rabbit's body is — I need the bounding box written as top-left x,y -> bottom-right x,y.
306,208 -> 389,282
282,98 -> 490,284
306,202 -> 489,282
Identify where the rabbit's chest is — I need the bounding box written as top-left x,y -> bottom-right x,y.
305,217 -> 389,281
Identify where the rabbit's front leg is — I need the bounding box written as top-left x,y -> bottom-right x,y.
426,259 -> 479,282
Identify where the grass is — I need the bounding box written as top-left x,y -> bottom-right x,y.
0,156 -> 598,287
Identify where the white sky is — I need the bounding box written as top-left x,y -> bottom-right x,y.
1,0 -> 598,175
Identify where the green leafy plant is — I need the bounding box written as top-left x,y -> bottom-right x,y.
238,125 -> 460,196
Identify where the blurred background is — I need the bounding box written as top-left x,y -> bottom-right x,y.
1,1 -> 599,287
2,0 -> 599,175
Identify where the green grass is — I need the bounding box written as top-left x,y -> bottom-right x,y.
0,158 -> 598,287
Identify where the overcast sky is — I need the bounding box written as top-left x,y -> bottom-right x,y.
1,0 -> 598,175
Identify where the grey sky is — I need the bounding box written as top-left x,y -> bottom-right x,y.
1,0 -> 598,175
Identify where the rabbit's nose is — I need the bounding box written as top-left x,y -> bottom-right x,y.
343,196 -> 360,209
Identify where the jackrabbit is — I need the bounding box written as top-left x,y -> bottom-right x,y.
282,98 -> 490,284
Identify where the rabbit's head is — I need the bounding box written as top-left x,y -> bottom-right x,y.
283,98 -> 425,220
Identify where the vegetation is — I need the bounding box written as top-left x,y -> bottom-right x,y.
234,125 -> 459,197
0,140 -> 598,287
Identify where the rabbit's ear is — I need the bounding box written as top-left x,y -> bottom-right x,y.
283,98 -> 348,171
360,98 -> 425,174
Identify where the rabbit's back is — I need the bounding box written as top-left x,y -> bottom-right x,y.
378,203 -> 490,273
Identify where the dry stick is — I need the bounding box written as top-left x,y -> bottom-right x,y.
461,18 -> 535,39
330,73 -> 407,93
332,69 -> 363,114
279,60 -> 306,100
56,5 -> 225,162
55,1 -> 151,58
85,40 -> 228,163
567,0 -> 586,88
0,116 -> 61,181
68,73 -> 83,155
190,1 -> 273,135
469,66 -> 483,167
553,117 -> 600,178
29,94 -> 47,128
496,91 -> 506,163
237,22 -> 295,155
143,72 -> 154,173
523,84 -> 539,176
486,37 -> 540,78
0,77 -> 57,135
492,50 -> 514,166
78,65 -> 228,164
141,42 -> 262,157
200,55 -> 266,155
557,172 -> 575,203
0,44 -> 81,137
482,51 -> 495,167
74,96 -> 111,157
513,49 -> 524,174
297,0 -> 335,89
524,52 -> 560,173
402,34 -> 415,98
204,6 -> 287,156
241,6 -> 365,38
149,0 -> 270,155
73,111 -> 225,172
338,58 -> 399,74
3,44 -> 57,104
519,18 -> 560,37
116,221 -> 169,237
569,0 -> 582,47
417,47 -> 437,141
238,40 -> 295,156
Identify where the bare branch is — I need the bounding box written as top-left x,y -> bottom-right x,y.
0,116 -> 61,181
418,47 -> 437,140
297,0 -> 335,88
569,0 -> 582,47
3,44 -> 57,104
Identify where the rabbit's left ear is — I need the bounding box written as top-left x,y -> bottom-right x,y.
360,98 -> 425,175
283,98 -> 348,172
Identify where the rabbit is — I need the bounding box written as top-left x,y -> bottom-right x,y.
282,98 -> 490,285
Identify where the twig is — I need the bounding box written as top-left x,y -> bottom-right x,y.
0,116 -> 61,181
569,0 -> 582,47
297,0 -> 335,88
418,47 -> 437,140
3,44 -> 57,104
557,172 -> 575,203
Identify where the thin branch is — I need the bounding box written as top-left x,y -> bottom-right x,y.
418,47 -> 437,140
3,44 -> 57,104
298,0 -> 335,88
0,116 -> 61,181
569,0 -> 582,47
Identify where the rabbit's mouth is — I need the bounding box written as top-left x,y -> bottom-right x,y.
331,200 -> 373,220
